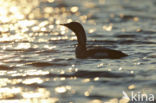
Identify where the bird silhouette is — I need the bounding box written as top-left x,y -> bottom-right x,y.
61,22 -> 128,59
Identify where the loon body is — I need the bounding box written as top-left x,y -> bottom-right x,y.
61,22 -> 128,59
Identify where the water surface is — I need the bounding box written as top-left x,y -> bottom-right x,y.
0,0 -> 156,103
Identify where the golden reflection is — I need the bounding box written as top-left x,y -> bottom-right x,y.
119,98 -> 130,103
0,0 -> 39,23
22,88 -> 50,98
0,99 -> 58,103
60,70 -> 65,74
38,38 -> 48,42
84,86 -> 94,97
69,36 -> 77,41
68,65 -> 78,73
103,24 -> 113,31
0,67 -> 6,73
80,15 -> 87,21
84,91 -> 90,96
44,45 -> 56,49
32,26 -> 40,32
67,19 -> 72,23
55,86 -> 71,94
48,25 -> 54,29
44,7 -> 54,13
39,21 -> 49,27
60,77 -> 66,81
82,78 -> 90,83
133,17 -> 139,22
6,79 -> 22,85
55,87 -> 66,93
0,33 -> 33,42
94,77 -> 99,81
47,0 -> 55,3
55,20 -> 61,24
16,43 -> 31,49
60,26 -> 66,34
18,20 -> 36,27
0,87 -> 21,99
118,67 -> 123,71
21,28 -> 29,33
88,28 -> 96,33
0,27 -> 8,32
60,26 -> 66,31
22,78 -> 44,84
97,63 -> 104,68
90,99 -> 103,103
128,84 -> 136,90
104,98 -> 118,103
0,79 -> 9,87
136,28 -> 142,32
24,70 -> 49,76
41,27 -> 47,31
130,70 -> 134,74
70,6 -> 79,13
50,36 -> 68,41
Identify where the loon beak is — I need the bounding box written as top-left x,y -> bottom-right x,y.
60,22 -> 73,31
60,23 -> 70,27
60,24 -> 65,26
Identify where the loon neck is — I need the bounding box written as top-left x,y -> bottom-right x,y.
75,30 -> 87,58
75,30 -> 87,47
75,29 -> 87,58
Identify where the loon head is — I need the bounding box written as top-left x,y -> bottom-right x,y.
60,22 -> 84,34
60,22 -> 87,46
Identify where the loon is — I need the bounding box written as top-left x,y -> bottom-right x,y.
60,22 -> 128,59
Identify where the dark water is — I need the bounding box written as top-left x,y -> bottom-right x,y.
0,0 -> 156,103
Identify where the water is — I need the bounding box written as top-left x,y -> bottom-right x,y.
0,0 -> 156,103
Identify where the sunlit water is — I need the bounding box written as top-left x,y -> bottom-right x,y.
0,0 -> 156,103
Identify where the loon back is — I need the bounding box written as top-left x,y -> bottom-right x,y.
86,47 -> 128,59
75,46 -> 127,59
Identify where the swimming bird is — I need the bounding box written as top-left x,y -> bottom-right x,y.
60,22 -> 128,59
